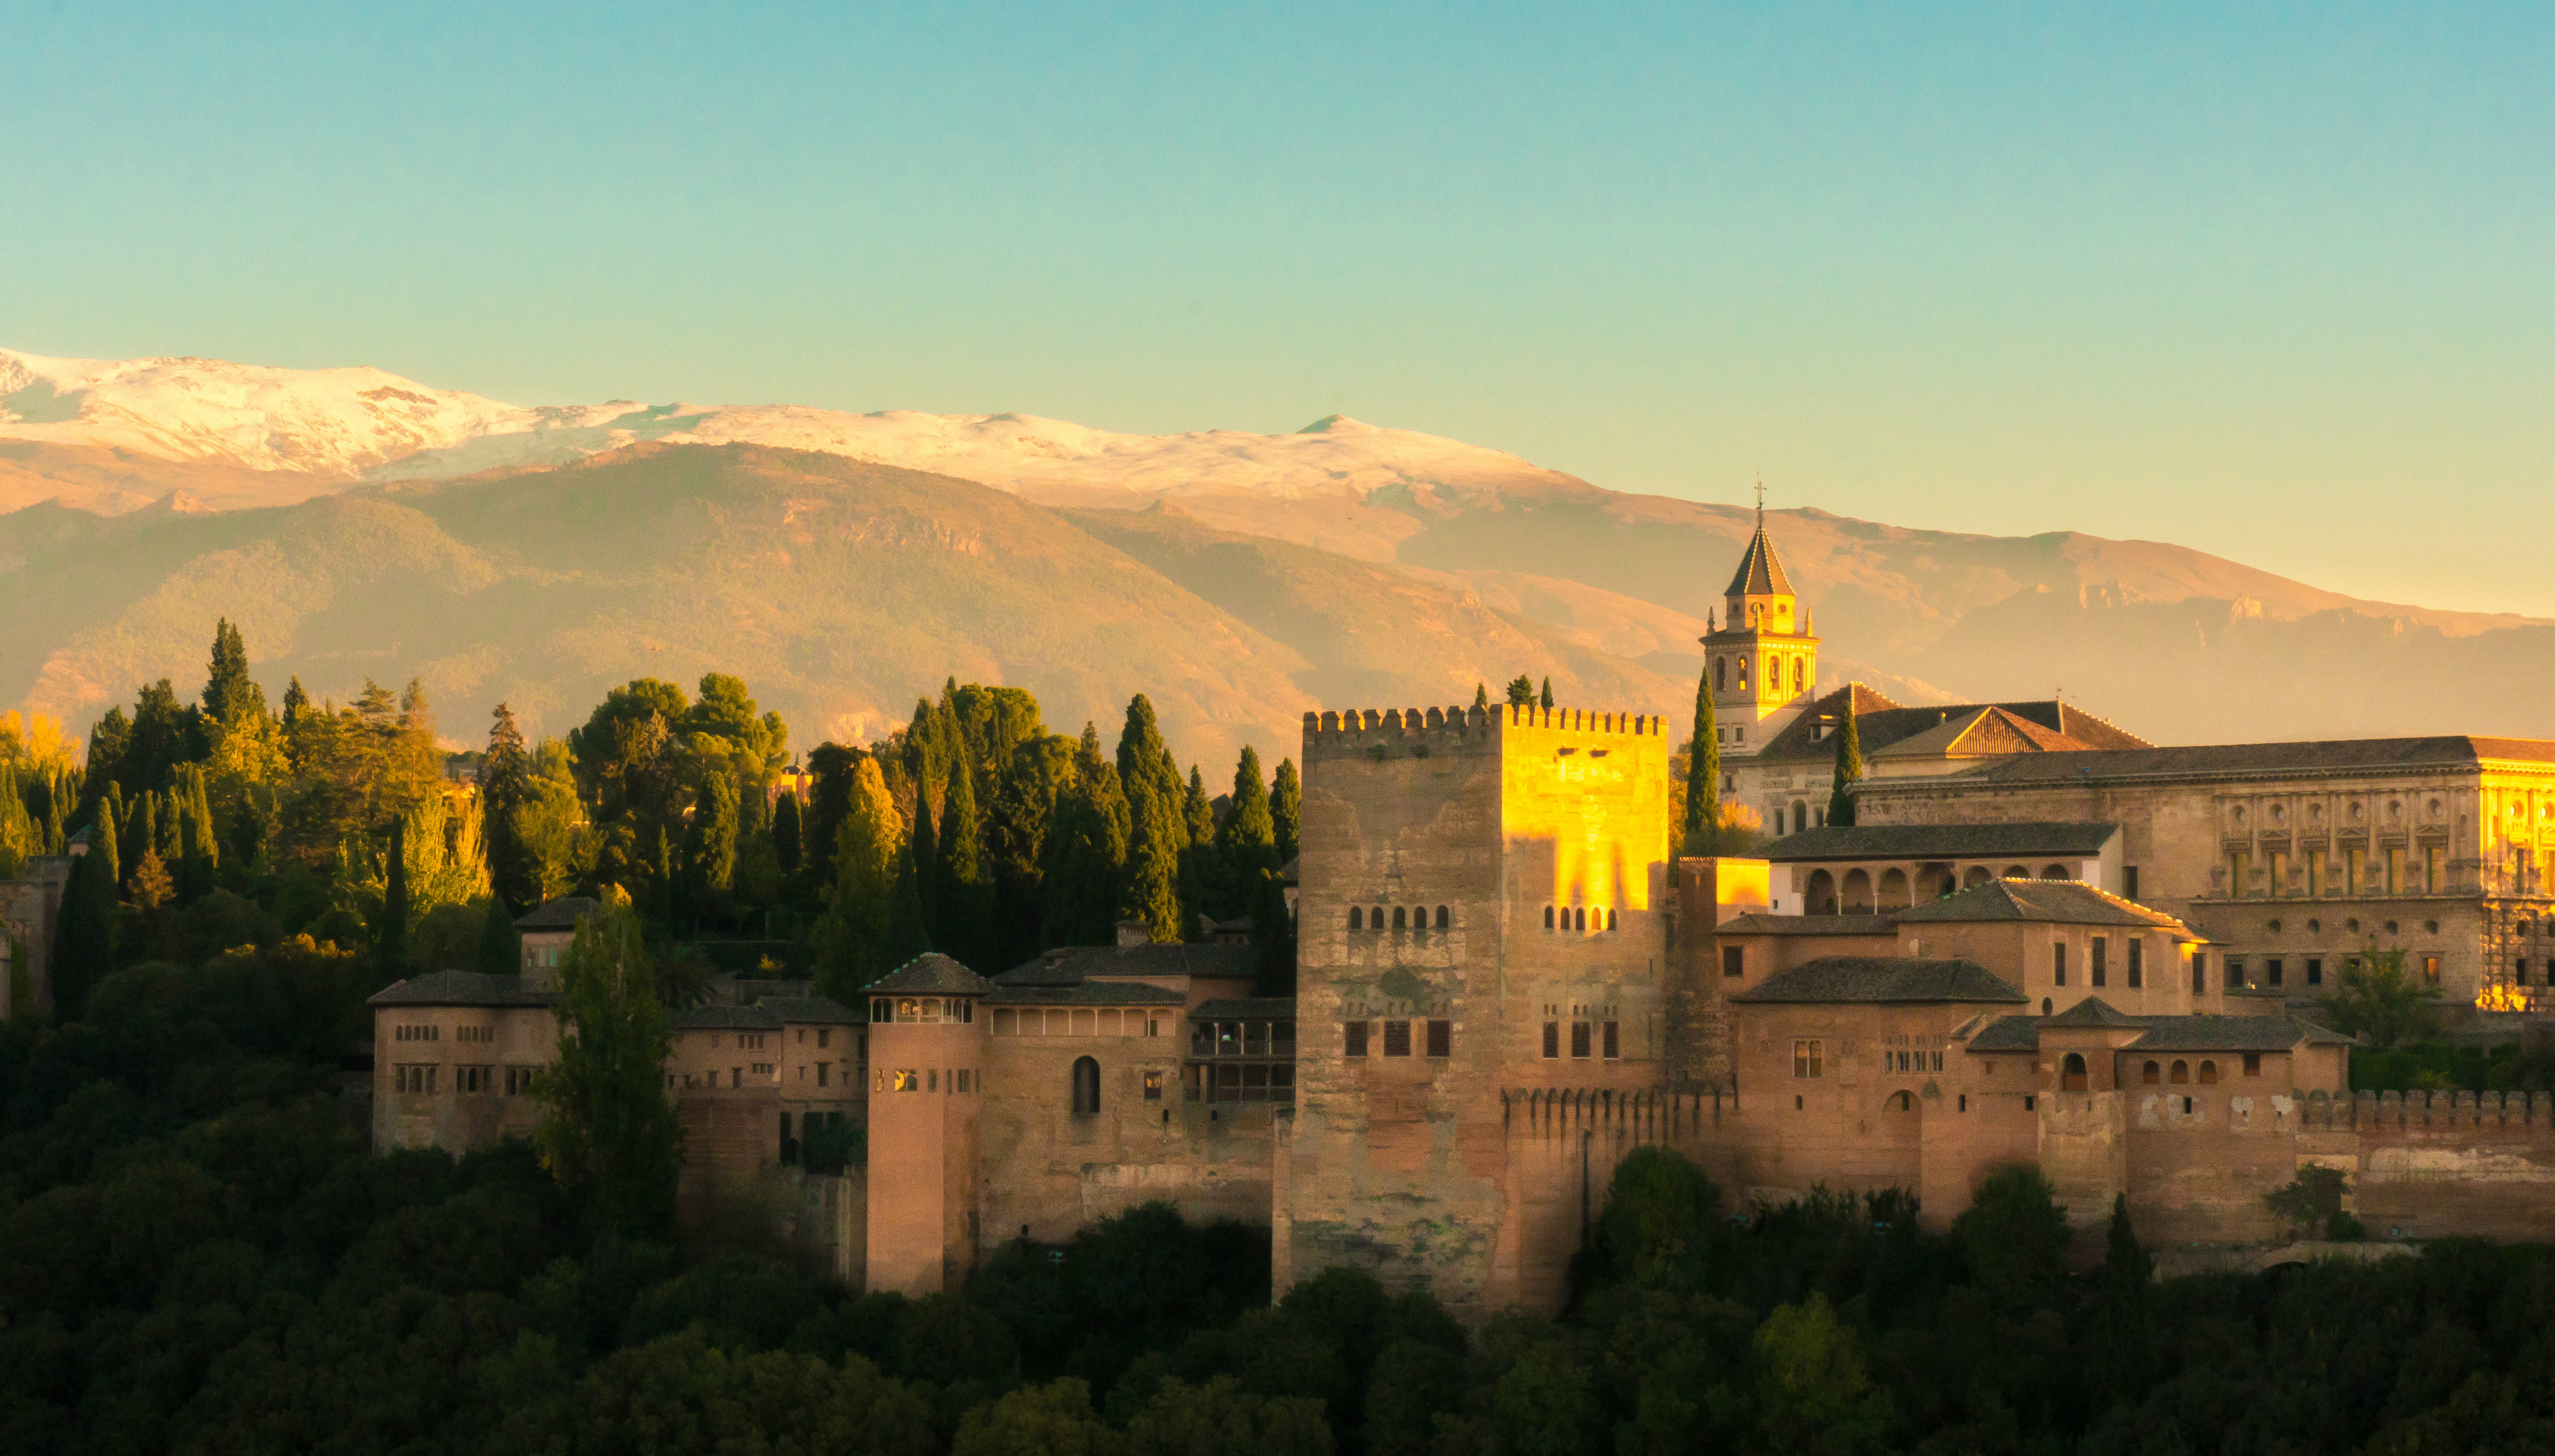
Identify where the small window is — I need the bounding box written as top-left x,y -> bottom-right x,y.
1345,1023 -> 1370,1058
1601,1021 -> 1620,1060
1144,1070 -> 1163,1101
816,1062 -> 829,1087
1393,906 -> 1407,930
894,1069 -> 920,1091
2025,1095 -> 2037,1111
1575,907 -> 1587,932
2127,938 -> 2144,989
2307,957 -> 2323,987
2141,1060 -> 2160,1085
2053,942 -> 2068,986
1350,907 -> 1363,930
2061,1053 -> 2087,1092
2266,958 -> 2284,987
2422,956 -> 2440,986
2198,1060 -> 2219,1085
1071,1056 -> 1100,1116
2192,952 -> 2207,995
1570,1021 -> 1592,1059
1958,1094 -> 1967,1111
1793,1039 -> 1823,1077
1542,1021 -> 1559,1058
2242,1054 -> 2261,1077
1426,1020 -> 1451,1058
2169,1060 -> 2189,1085
1544,905 -> 1555,930
1722,946 -> 1745,978
1371,905 -> 1385,929
817,1027 -> 830,1049
1436,905 -> 1450,929
2091,937 -> 2107,987
1383,1020 -> 1412,1057
1606,909 -> 1618,932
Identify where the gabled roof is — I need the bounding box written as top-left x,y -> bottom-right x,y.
671,1003 -> 782,1031
1870,706 -> 2104,760
2042,995 -> 2147,1028
1731,956 -> 2027,1005
993,981 -> 1187,1007
865,953 -> 994,997
1191,997 -> 1298,1021
1759,822 -> 2119,863
1725,521 -> 1796,598
1893,878 -> 2189,931
1718,911 -> 1896,937
368,970 -> 559,1009
515,896 -> 601,931
1751,686 -> 2151,765
1963,1015 -> 2043,1052
996,942 -> 1258,987
758,995 -> 862,1025
1879,735 -> 2555,786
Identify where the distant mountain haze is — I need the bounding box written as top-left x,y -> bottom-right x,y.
5,345 -> 2550,759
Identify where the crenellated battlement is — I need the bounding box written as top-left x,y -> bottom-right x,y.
1299,703 -> 1668,756
2295,1087 -> 2555,1136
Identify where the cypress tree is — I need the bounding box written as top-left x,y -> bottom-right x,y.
1683,667 -> 1720,856
802,744 -> 859,885
1115,697 -> 1182,942
379,816 -> 410,974
686,771 -> 738,899
202,617 -> 260,724
932,756 -> 992,968
815,758 -> 906,995
1827,694 -> 1863,827
52,839 -> 116,1018
1473,682 -> 1489,711
178,766 -> 218,902
483,703 -> 533,912
773,790 -> 803,876
2096,1193 -> 2157,1402
1829,694 -> 1870,822
1539,677 -> 1554,709
1270,758 -> 1301,868
1219,747 -> 1278,881
124,792 -> 156,890
90,797 -> 121,886
82,707 -> 131,808
883,837 -> 931,965
477,895 -> 521,976
1176,765 -> 1217,936
909,777 -> 941,933
1041,725 -> 1129,949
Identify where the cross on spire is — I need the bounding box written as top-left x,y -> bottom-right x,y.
1755,474 -> 1765,525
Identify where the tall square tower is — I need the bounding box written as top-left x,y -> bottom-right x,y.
1701,512 -> 1819,757
1276,702 -> 1670,1319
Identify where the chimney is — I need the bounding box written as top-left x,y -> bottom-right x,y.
1115,919 -> 1151,948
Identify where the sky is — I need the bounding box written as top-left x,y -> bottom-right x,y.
4,2 -> 2550,615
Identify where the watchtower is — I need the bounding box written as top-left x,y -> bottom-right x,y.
1700,501 -> 1818,756
862,953 -> 989,1295
1276,702 -> 1671,1319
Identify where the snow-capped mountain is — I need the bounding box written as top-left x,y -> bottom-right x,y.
0,347 -> 1579,513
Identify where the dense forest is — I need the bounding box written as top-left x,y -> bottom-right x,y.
12,629 -> 2555,1453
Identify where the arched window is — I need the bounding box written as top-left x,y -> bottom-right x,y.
1436,905 -> 1450,928
1891,1091 -> 1913,1111
1606,909 -> 1617,931
2169,1060 -> 2190,1085
2142,1060 -> 2161,1085
1963,866 -> 1994,889
1791,800 -> 1808,835
1393,906 -> 1407,930
2198,1060 -> 2219,1085
1371,905 -> 1384,930
2041,864 -> 2070,881
1349,907 -> 1362,930
1071,1056 -> 1100,1117
1575,907 -> 1587,932
2004,865 -> 2031,880
2061,1053 -> 2088,1092
1543,905 -> 1555,930
2042,997 -> 2053,1015
1738,657 -> 1750,690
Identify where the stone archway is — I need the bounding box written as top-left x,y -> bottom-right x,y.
1918,862 -> 1957,900
1963,866 -> 1993,889
1878,868 -> 1911,912
1806,869 -> 1838,915
1842,868 -> 1874,914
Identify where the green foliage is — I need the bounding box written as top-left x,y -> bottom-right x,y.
816,756 -> 909,996
2318,944 -> 2444,1050
1270,757 -> 1301,868
1951,1164 -> 2070,1303
1682,666 -> 1720,854
1595,1145 -> 1722,1287
1539,676 -> 1554,709
477,894 -> 521,976
772,787 -> 802,875
1043,726 -> 1131,950
1826,698 -> 1862,827
1116,696 -> 1184,943
934,756 -> 994,968
1504,675 -> 1536,707
2264,1164 -> 2352,1240
534,909 -> 681,1239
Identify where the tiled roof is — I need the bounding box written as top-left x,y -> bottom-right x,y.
2042,995 -> 2146,1028
1725,522 -> 1796,598
1893,878 -> 2188,931
757,995 -> 862,1024
2127,1016 -> 2356,1053
368,970 -> 559,1009
1732,956 -> 2027,1005
1716,912 -> 1897,937
1896,735 -> 2555,787
515,896 -> 600,931
865,953 -> 995,996
1869,707 -> 2106,760
995,942 -> 1258,987
1751,686 -> 2151,764
1759,822 -> 2118,862
992,981 -> 1187,1007
1963,1015 -> 2041,1052
1191,997 -> 1298,1021
671,1004 -> 782,1031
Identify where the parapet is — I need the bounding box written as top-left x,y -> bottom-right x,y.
2296,1088 -> 2555,1135
1301,703 -> 1669,756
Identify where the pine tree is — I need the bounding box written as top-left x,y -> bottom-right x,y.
477,895 -> 521,976
1473,682 -> 1490,711
132,846 -> 175,911
1270,758 -> 1301,868
379,816 -> 410,972
482,703 -> 534,912
1826,696 -> 1863,827
1683,668 -> 1720,855
201,617 -> 261,725
932,756 -> 992,968
1504,675 -> 1536,707
773,789 -> 803,876
1539,677 -> 1554,709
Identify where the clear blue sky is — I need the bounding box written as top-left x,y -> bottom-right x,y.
5,3 -> 2550,614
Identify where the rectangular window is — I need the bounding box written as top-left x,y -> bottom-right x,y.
2266,958 -> 2284,987
2386,847 -> 2405,894
2192,952 -> 2207,995
2227,958 -> 2246,990
2270,851 -> 2290,897
816,1061 -> 829,1087
1426,1020 -> 1451,1058
1601,1021 -> 1620,1060
2124,865 -> 2140,901
2091,936 -> 2107,987
1793,1039 -> 1823,1077
1345,1022 -> 1370,1058
1192,1021 -> 1213,1055
2307,957 -> 2323,987
2426,846 -> 2445,893
2229,851 -> 2251,897
2127,937 -> 2145,989
2307,850 -> 2326,898
1541,1021 -> 1559,1058
1273,1021 -> 1295,1056
893,1069 -> 920,1091
817,1027 -> 830,1049
1383,1021 -> 1412,1057
1569,1021 -> 1592,1059
2025,1095 -> 2037,1111
2423,956 -> 2441,986
2053,942 -> 2068,986
1144,1070 -> 1163,1101
2243,1053 -> 2262,1077
1722,946 -> 1745,978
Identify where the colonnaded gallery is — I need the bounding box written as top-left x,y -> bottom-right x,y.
359,520 -> 2555,1320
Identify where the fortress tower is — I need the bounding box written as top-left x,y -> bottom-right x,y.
861,954 -> 989,1295
1276,702 -> 1671,1319
1700,505 -> 1818,758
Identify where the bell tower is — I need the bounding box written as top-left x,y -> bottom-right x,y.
1700,490 -> 1818,757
